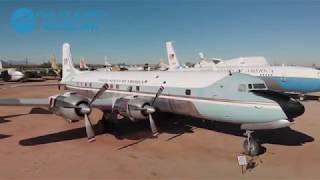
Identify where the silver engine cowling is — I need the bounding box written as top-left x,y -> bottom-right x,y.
113,97 -> 151,121
49,92 -> 90,121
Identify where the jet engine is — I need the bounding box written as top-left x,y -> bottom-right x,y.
113,97 -> 155,121
49,92 -> 90,121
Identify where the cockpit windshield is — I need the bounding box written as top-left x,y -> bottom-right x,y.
248,83 -> 267,90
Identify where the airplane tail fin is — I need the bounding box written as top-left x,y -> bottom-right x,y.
62,43 -> 79,82
0,60 -> 2,69
50,55 -> 59,70
199,52 -> 205,60
104,56 -> 111,66
79,57 -> 88,69
166,41 -> 180,70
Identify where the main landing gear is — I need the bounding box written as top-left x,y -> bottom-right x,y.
243,130 -> 261,157
101,112 -> 120,134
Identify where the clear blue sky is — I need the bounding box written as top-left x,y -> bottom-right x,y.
0,0 -> 320,65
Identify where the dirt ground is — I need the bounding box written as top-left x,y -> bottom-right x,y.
0,81 -> 319,179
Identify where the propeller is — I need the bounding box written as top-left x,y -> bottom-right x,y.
89,83 -> 109,105
84,114 -> 95,142
145,83 -> 165,137
62,83 -> 109,142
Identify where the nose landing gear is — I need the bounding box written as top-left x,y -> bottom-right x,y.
243,130 -> 261,157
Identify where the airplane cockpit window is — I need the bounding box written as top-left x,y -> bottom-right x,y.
238,84 -> 247,92
185,89 -> 191,95
253,83 -> 266,89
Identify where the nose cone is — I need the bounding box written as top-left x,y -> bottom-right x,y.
8,71 -> 24,81
252,90 -> 305,120
16,72 -> 24,79
281,99 -> 305,119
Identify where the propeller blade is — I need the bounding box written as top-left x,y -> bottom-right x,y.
89,83 -> 109,105
84,114 -> 95,142
149,114 -> 158,137
151,85 -> 164,106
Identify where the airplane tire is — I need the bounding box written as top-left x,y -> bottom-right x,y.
243,138 -> 260,157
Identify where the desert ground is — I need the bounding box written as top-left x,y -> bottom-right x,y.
0,81 -> 319,179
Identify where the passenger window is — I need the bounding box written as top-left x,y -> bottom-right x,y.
238,84 -> 247,92
185,89 -> 191,95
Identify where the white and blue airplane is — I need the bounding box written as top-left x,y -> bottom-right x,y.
167,42 -> 320,100
0,43 -> 305,156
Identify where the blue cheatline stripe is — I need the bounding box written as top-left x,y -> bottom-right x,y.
264,76 -> 320,93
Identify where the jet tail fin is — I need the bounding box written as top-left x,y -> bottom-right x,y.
50,55 -> 59,70
166,41 -> 180,70
79,57 -> 89,69
104,56 -> 111,66
62,43 -> 79,82
199,52 -> 205,60
0,60 -> 2,69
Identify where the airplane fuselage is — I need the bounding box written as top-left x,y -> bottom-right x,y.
62,71 -> 304,130
192,65 -> 320,93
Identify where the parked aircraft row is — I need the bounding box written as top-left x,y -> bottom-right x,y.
0,43 -> 307,157
0,57 -> 62,83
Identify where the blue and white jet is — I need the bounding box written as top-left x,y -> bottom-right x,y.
167,42 -> 320,100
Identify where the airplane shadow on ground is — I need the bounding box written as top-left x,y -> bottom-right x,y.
180,116 -> 314,146
18,113 -> 314,154
0,114 -> 29,124
29,107 -> 52,114
0,108 -> 51,124
0,134 -> 11,139
19,113 -> 195,146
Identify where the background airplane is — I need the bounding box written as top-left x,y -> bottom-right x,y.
0,60 -> 24,81
167,42 -> 320,100
196,52 -> 269,68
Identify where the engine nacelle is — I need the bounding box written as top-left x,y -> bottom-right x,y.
113,97 -> 150,121
49,92 -> 90,121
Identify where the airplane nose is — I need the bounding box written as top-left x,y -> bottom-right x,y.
281,99 -> 305,120
251,90 -> 305,120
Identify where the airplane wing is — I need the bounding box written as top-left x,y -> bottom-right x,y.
0,97 -> 114,109
0,82 -> 63,89
0,98 -> 49,107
